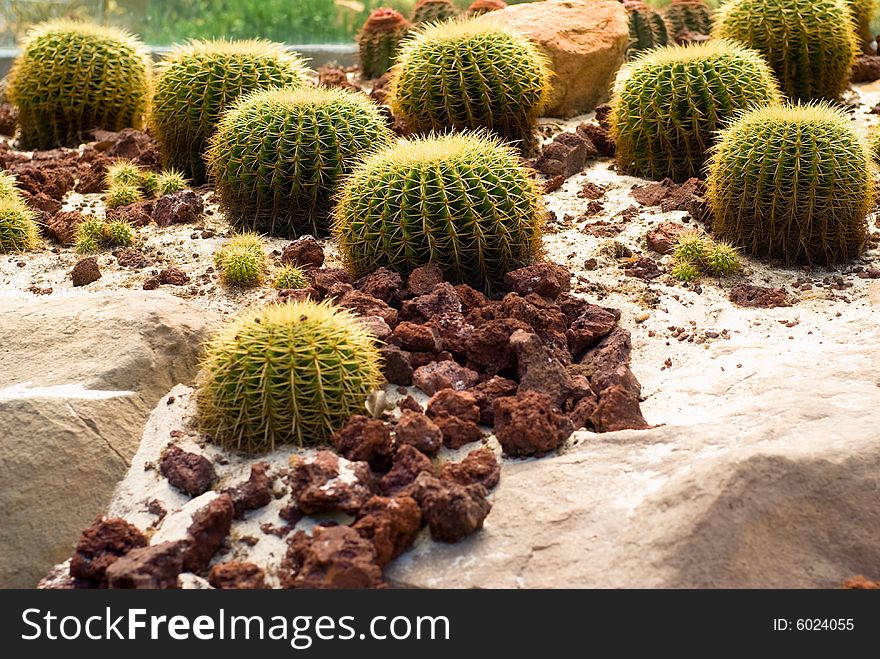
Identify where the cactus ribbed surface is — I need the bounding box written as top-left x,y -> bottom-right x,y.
207,86 -> 393,238
846,0 -> 877,51
197,300 -> 384,452
625,0 -> 669,54
333,131 -> 545,295
662,0 -> 713,37
390,18 -> 552,146
706,103 -> 873,265
611,40 -> 782,181
411,0 -> 459,25
358,8 -> 411,79
713,0 -> 856,101
214,232 -> 267,287
150,40 -> 308,183
7,20 -> 150,149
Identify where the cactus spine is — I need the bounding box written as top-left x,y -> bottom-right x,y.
358,8 -> 411,79
624,0 -> 669,54
214,233 -> 267,287
0,197 -> 39,253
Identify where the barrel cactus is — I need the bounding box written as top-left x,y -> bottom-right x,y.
411,0 -> 459,25
846,0 -> 877,52
390,17 -> 552,146
0,197 -> 39,253
214,233 -> 267,287
624,0 -> 669,54
207,86 -> 393,238
358,8 -> 411,79
712,0 -> 856,101
662,0 -> 713,37
611,40 -> 782,181
197,300 -> 384,452
333,131 -> 545,295
274,264 -> 309,290
706,103 -> 873,265
467,0 -> 508,16
150,40 -> 308,183
7,20 -> 150,149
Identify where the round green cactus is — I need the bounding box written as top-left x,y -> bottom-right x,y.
274,264 -> 310,290
7,20 -> 150,149
156,169 -> 189,196
104,220 -> 134,247
0,171 -> 24,202
846,0 -> 877,52
105,183 -> 143,209
75,218 -> 104,253
333,131 -> 545,295
105,160 -> 143,188
207,86 -> 393,238
197,299 -> 384,452
0,198 -> 39,253
704,241 -> 740,276
358,8 -> 411,79
712,0 -> 856,101
706,103 -> 873,265
611,40 -> 782,181
150,40 -> 308,184
624,0 -> 669,54
671,260 -> 699,282
214,233 -> 267,287
662,0 -> 713,37
390,17 -> 552,146
411,0 -> 459,25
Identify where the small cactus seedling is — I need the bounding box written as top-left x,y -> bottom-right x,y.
196,300 -> 384,452
0,171 -> 24,202
467,0 -> 508,16
140,171 -> 159,195
671,260 -> 700,282
105,183 -> 143,209
611,40 -> 781,181
150,40 -> 308,183
7,20 -> 151,149
75,218 -> 106,253
673,230 -> 708,264
713,0 -> 856,101
707,103 -> 873,265
358,8 -> 411,79
411,0 -> 459,25
104,220 -> 134,247
274,264 -> 310,290
624,0 -> 669,54
207,86 -> 393,238
333,131 -> 545,295
390,17 -> 552,146
0,197 -> 39,253
156,169 -> 189,196
662,0 -> 713,37
703,241 -> 740,276
105,160 -> 143,188
214,233 -> 267,287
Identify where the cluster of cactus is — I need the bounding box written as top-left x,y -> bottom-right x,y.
411,0 -> 459,25
333,131 -> 544,295
662,0 -> 713,37
0,173 -> 39,254
671,231 -> 740,281
196,300 -> 383,452
706,103 -> 873,265
712,0 -> 856,101
104,161 -> 189,208
274,264 -> 309,290
213,233 -> 267,287
75,217 -> 134,253
467,0 -> 508,16
611,40 -> 781,181
624,0 -> 669,54
7,20 -> 151,149
207,86 -> 392,238
358,8 -> 411,79
390,18 -> 552,146
846,0 -> 878,52
150,39 -> 308,183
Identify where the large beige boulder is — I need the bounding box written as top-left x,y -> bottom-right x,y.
0,291 -> 219,587
481,0 -> 629,118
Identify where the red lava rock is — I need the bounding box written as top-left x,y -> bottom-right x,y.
91,128 -> 160,168
413,360 -> 480,395
394,410 -> 443,454
381,444 -> 435,496
579,327 -> 632,372
70,517 -> 148,587
852,55 -> 880,83
353,495 -> 422,567
397,395 -> 423,413
152,189 -> 203,227
591,385 -> 649,432
281,235 -> 325,269
159,445 -> 216,497
465,317 -> 531,376
646,221 -> 690,255
411,473 -> 491,543
498,293 -> 569,360
469,375 -> 518,425
439,447 -> 500,490
369,71 -> 392,104
576,122 -> 615,157
543,174 -> 565,193
380,345 -> 413,385
534,130 -> 597,178
592,363 -> 641,401
208,561 -> 267,589
338,288 -> 399,328
308,267 -> 352,297
184,494 -> 234,572
10,163 -> 75,200
623,256 -> 663,280
158,266 -> 189,286
578,180 -> 607,199
435,415 -> 484,449
454,284 -> 488,313
729,284 -> 791,308
71,257 -> 101,287
114,247 -> 149,269
75,156 -> 111,193
569,395 -> 599,430
427,389 -> 484,449
503,262 -> 571,299
390,321 -> 442,352
281,525 -> 383,589
106,541 -> 186,590
841,575 -> 880,589
142,275 -> 161,290
317,64 -> 362,92
357,315 -> 392,341
0,102 -> 18,136
332,414 -> 394,469
659,178 -> 705,213
406,263 -> 444,296
45,210 -> 84,245
858,267 -> 880,279
290,450 -> 375,515
510,329 -> 576,409
493,391 -> 574,457
106,200 -> 154,227
224,462 -> 273,518
402,282 -> 462,322
430,312 -> 472,358
356,267 -> 405,306
567,304 -> 617,359
631,178 -> 677,207
25,191 -> 62,214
